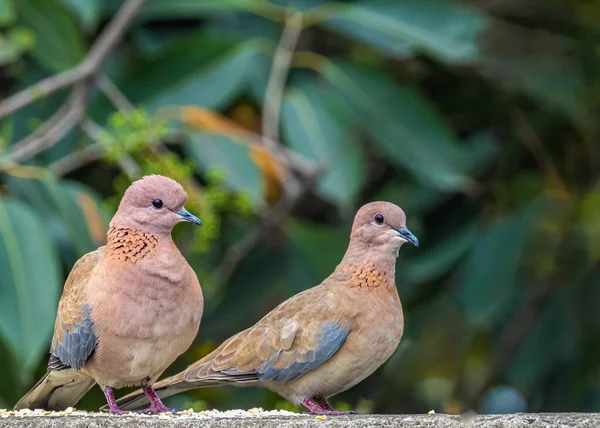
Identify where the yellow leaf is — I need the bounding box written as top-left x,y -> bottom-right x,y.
76,192 -> 107,246
180,106 -> 250,138
231,103 -> 262,134
249,145 -> 285,206
178,106 -> 285,205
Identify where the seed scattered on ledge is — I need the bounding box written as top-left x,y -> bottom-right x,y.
0,408 -> 300,419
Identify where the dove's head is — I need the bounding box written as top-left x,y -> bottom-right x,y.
110,175 -> 202,233
350,201 -> 418,255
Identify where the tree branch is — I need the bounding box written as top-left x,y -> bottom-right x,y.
209,12 -> 317,295
97,74 -> 134,111
0,84 -> 88,170
49,143 -> 105,176
48,73 -> 137,178
0,0 -> 147,120
262,12 -> 302,149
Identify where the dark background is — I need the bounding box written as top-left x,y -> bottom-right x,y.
0,0 -> 599,415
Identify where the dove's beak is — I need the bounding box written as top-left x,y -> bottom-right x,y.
395,227 -> 419,247
175,209 -> 203,226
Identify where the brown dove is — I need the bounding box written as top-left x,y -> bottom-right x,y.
14,175 -> 204,414
112,201 -> 418,415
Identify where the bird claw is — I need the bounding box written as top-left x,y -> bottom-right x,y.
301,397 -> 356,416
136,405 -> 177,415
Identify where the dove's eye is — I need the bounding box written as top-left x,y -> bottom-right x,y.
152,199 -> 164,209
374,213 -> 384,224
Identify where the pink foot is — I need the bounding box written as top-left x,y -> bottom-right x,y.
103,387 -> 129,415
136,404 -> 177,415
138,383 -> 177,414
301,398 -> 356,416
314,396 -> 335,411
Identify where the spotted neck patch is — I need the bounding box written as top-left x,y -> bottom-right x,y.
340,263 -> 390,288
106,227 -> 158,263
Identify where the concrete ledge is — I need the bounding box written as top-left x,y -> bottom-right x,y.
1,410 -> 600,428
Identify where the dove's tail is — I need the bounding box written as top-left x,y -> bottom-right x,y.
111,374 -> 194,411
112,361 -> 259,411
14,369 -> 96,411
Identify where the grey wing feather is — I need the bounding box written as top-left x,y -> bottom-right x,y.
51,304 -> 97,371
257,322 -> 349,382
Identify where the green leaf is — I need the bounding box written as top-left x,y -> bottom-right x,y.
319,0 -> 487,63
0,0 -> 15,26
458,200 -> 543,327
7,174 -> 102,265
15,0 -> 85,71
0,197 -> 61,373
281,80 -> 365,207
102,0 -> 279,21
185,133 -> 264,209
9,26 -> 35,51
61,0 -> 101,31
146,39 -> 263,113
130,27 -> 190,56
0,33 -> 21,66
248,50 -> 273,106
507,298 -> 575,392
8,66 -> 69,143
287,220 -> 348,282
323,61 -> 472,192
405,220 -> 478,284
464,131 -> 500,176
0,27 -> 35,66
479,52 -> 589,129
0,118 -> 12,151
61,180 -> 111,245
372,181 -> 450,219
579,183 -> 600,260
106,31 -> 260,116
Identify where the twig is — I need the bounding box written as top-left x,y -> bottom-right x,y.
209,13 -> 316,294
0,84 -> 88,168
262,12 -> 302,149
99,73 -> 173,162
0,69 -> 81,119
97,74 -> 134,111
209,188 -> 307,297
513,108 -> 570,199
79,0 -> 147,79
49,143 -> 105,176
463,225 -> 576,410
464,283 -> 554,410
262,11 -> 306,202
80,119 -> 140,179
0,0 -> 147,120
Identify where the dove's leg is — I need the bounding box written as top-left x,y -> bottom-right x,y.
301,397 -> 355,416
102,387 -> 128,415
314,397 -> 335,411
136,380 -> 177,414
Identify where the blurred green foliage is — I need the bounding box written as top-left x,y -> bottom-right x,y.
0,0 -> 599,415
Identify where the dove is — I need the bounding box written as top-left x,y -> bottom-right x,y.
112,201 -> 418,415
14,175 -> 204,415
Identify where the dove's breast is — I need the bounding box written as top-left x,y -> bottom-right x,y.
83,249 -> 203,388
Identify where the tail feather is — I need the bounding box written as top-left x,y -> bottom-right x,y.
109,375 -> 191,411
14,369 -> 96,411
112,371 -> 258,411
